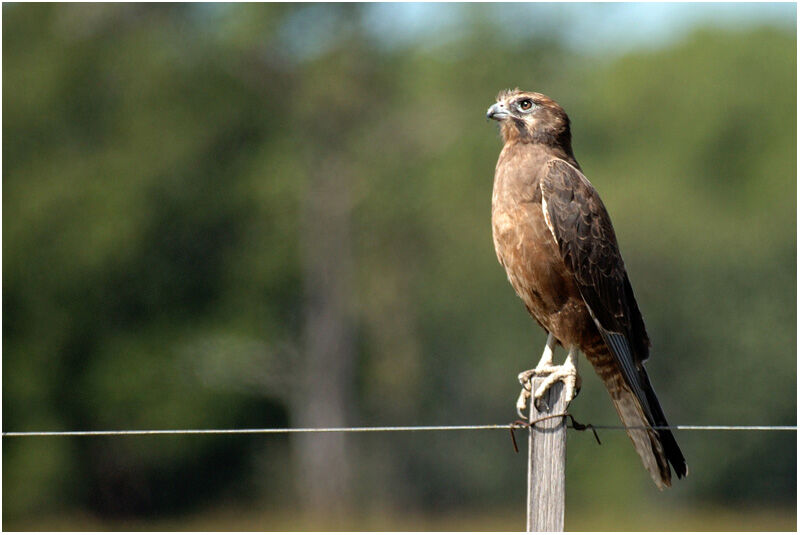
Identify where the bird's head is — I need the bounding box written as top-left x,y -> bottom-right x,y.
487,89 -> 572,148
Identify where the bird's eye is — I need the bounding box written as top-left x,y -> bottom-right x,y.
518,99 -> 533,111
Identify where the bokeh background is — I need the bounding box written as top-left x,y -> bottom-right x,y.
3,3 -> 796,530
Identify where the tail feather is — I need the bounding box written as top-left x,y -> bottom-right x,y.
607,382 -> 672,489
587,349 -> 686,489
640,371 -> 688,479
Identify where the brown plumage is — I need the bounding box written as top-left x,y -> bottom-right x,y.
487,89 -> 687,489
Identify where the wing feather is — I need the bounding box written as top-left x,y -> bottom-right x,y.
540,160 -> 688,481
540,159 -> 654,418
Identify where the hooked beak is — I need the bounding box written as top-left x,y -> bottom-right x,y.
486,102 -> 509,121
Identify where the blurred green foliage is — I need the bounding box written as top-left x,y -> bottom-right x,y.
3,3 -> 796,528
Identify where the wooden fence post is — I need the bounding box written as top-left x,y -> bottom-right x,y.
527,379 -> 567,532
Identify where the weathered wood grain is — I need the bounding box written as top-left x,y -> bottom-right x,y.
527,379 -> 567,532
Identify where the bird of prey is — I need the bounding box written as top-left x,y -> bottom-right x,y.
486,89 -> 687,489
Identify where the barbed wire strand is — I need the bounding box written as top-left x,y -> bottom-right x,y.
2,424 -> 795,437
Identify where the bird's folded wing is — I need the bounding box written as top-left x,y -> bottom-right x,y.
539,159 -> 655,423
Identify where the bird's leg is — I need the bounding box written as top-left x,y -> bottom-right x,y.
516,336 -> 581,417
516,333 -> 557,418
531,345 -> 580,411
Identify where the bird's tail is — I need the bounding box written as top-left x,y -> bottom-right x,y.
586,348 -> 687,489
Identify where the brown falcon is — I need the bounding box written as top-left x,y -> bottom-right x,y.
486,89 -> 687,489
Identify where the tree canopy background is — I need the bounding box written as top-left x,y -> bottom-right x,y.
3,3 -> 796,530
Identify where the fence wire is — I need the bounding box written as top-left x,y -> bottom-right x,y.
2,423 -> 795,437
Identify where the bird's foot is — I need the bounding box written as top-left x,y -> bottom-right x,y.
516,361 -> 580,417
